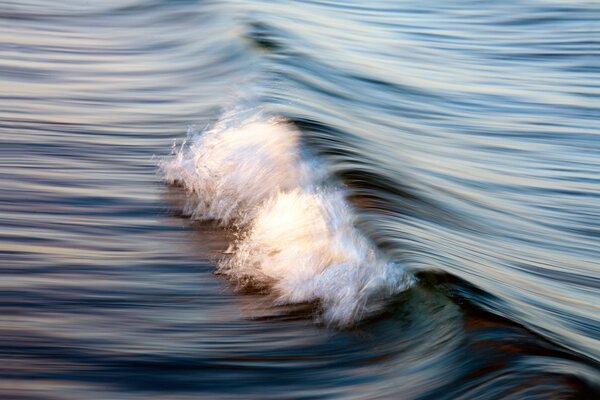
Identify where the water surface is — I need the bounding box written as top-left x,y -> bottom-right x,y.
1,1 -> 599,399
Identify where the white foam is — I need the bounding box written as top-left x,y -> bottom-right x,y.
160,114 -> 313,227
160,112 -> 411,326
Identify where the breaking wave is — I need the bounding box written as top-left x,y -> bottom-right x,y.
160,111 -> 411,325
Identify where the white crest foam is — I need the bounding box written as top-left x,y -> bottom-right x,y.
160,114 -> 313,226
160,112 -> 411,326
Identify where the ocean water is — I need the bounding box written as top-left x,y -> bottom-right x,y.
1,1 -> 599,399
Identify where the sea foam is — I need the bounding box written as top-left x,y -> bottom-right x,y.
160,112 -> 411,325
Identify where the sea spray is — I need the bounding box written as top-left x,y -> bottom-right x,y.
160,112 -> 411,325
161,115 -> 313,227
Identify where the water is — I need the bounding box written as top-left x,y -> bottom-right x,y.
1,1 -> 599,399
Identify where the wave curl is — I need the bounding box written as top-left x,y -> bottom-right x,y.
160,111 -> 411,325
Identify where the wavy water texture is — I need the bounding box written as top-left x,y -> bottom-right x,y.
160,113 -> 411,325
3,1 -> 599,398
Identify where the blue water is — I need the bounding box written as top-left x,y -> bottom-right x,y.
1,1 -> 599,399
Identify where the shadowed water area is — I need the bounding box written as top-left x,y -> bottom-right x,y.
1,1 -> 599,399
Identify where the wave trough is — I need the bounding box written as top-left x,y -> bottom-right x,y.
160,111 -> 411,325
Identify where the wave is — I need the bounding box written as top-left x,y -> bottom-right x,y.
160,110 -> 412,325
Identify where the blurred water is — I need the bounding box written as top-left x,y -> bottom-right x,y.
1,0 -> 599,399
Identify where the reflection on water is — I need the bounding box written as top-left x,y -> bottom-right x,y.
1,0 -> 599,399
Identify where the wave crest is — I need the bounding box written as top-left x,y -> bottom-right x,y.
160,112 -> 411,325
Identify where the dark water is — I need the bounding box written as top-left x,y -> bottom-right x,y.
1,1 -> 599,399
